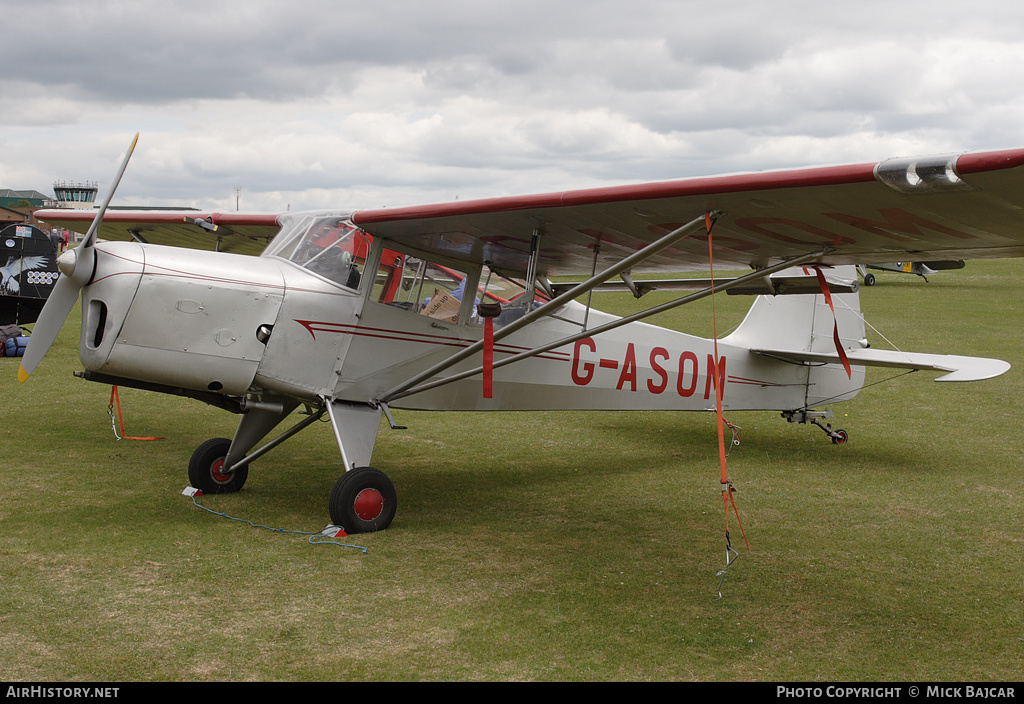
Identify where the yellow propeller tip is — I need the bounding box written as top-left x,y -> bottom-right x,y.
18,365 -> 29,383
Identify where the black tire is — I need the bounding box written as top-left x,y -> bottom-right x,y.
188,437 -> 248,494
831,429 -> 849,445
864,274 -> 876,286
329,466 -> 397,533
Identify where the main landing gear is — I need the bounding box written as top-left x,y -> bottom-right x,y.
186,398 -> 396,534
328,467 -> 397,533
189,437 -> 248,493
188,435 -> 398,533
782,409 -> 849,445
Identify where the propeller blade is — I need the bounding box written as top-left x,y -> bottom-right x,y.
18,132 -> 139,382
17,276 -> 81,382
81,132 -> 139,249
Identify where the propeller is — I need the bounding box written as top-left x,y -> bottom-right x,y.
18,133 -> 139,383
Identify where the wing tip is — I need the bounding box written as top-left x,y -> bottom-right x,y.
956,148 -> 1024,175
934,358 -> 1011,382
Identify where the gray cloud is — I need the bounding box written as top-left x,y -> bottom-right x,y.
3,0 -> 1024,212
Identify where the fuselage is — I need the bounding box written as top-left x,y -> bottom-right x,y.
77,213 -> 863,415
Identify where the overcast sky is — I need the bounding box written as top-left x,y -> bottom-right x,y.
3,0 -> 1024,213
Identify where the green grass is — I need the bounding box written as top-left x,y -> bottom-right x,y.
1,260 -> 1022,681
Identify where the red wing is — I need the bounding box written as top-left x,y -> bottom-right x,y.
351,148 -> 1024,276
34,210 -> 282,256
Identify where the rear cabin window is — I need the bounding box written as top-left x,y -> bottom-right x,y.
372,255 -> 470,325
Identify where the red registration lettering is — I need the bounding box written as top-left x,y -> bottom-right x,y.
677,351 -> 698,397
616,343 -> 637,391
572,340 -> 727,401
735,216 -> 856,247
572,338 -> 596,385
705,354 -> 726,400
648,347 -> 669,394
826,208 -> 977,241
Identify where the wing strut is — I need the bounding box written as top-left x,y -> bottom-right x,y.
375,212 -> 719,405
380,248 -> 829,403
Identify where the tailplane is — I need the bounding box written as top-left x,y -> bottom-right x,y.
723,264 -> 1009,406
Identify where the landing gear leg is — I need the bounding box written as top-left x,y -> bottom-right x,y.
781,409 -> 849,444
857,265 -> 875,286
811,419 -> 849,444
324,399 -> 394,532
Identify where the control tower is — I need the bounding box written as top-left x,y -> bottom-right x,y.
53,181 -> 98,207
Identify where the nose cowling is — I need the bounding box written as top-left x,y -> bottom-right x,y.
86,244 -> 285,396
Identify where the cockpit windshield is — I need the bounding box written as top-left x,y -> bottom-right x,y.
263,212 -> 367,290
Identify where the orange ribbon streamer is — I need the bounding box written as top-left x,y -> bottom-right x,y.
706,213 -> 748,549
109,386 -> 165,440
812,267 -> 852,379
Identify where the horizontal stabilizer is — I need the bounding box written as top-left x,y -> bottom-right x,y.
751,347 -> 1010,382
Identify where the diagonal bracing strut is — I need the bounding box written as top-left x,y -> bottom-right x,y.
376,206 -> 830,404
386,248 -> 828,401
381,249 -> 828,403
375,212 -> 719,406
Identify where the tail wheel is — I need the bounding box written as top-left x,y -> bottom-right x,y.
188,437 -> 248,494
329,466 -> 397,533
831,429 -> 849,445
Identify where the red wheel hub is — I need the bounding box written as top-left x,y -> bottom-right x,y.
353,488 -> 385,521
211,458 -> 232,484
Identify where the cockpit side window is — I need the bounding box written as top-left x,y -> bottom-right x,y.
373,255 -> 470,324
368,258 -> 555,328
471,266 -> 552,328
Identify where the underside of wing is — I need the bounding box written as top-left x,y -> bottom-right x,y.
350,148 -> 1024,277
548,272 -> 859,298
34,209 -> 283,255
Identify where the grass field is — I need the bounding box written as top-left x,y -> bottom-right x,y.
1,260 -> 1021,681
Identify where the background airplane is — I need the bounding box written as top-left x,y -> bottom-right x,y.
23,138 -> 1024,533
858,260 -> 966,285
0,222 -> 61,327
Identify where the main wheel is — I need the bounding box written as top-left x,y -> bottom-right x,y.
329,466 -> 397,533
864,273 -> 876,286
831,429 -> 849,445
188,437 -> 248,494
